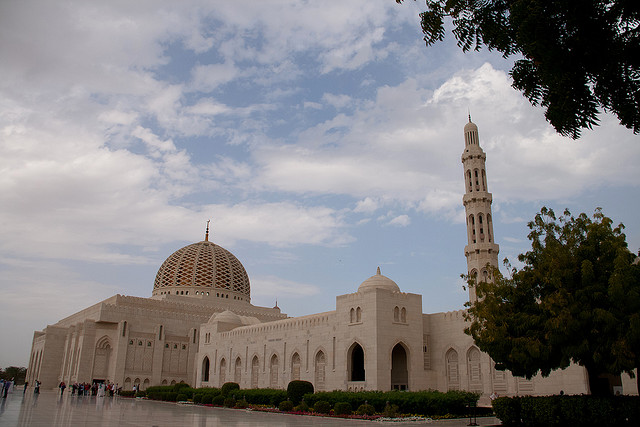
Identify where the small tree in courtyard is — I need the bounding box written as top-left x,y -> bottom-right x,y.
464,207 -> 640,395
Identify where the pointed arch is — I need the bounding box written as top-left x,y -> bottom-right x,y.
219,358 -> 226,386
467,346 -> 483,392
400,307 -> 407,323
466,169 -> 473,192
446,348 -> 460,390
391,342 -> 409,390
234,357 -> 242,383
348,342 -> 365,382
481,169 -> 486,191
356,307 -> 362,322
394,306 -> 400,322
251,355 -> 259,388
291,352 -> 301,381
269,354 -> 279,388
350,308 -> 355,323
93,335 -> 112,380
314,350 -> 326,391
202,356 -> 210,382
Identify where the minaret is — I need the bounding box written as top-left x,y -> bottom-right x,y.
461,117 -> 499,302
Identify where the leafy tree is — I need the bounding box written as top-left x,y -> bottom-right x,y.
0,366 -> 27,384
464,207 -> 640,395
396,0 -> 640,139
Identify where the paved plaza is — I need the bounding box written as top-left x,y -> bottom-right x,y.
0,388 -> 500,426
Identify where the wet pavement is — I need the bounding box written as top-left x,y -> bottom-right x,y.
0,388 -> 500,426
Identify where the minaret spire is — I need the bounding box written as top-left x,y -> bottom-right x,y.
461,119 -> 499,302
205,220 -> 210,242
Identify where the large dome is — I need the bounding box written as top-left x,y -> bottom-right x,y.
152,238 -> 251,301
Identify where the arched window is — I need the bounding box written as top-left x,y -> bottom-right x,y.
251,356 -> 259,388
467,170 -> 473,192
467,347 -> 482,392
481,169 -> 486,191
291,353 -> 301,381
234,357 -> 242,383
350,308 -> 355,323
356,307 -> 362,322
474,169 -> 480,191
314,351 -> 326,391
219,358 -> 226,386
348,343 -> 365,382
446,349 -> 459,390
202,357 -> 210,382
400,307 -> 406,323
270,354 -> 279,388
394,306 -> 400,322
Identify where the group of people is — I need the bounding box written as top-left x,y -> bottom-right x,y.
1,378 -> 14,398
59,381 -> 120,397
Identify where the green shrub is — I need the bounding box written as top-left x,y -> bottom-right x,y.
334,402 -> 352,416
314,400 -> 331,414
356,403 -> 375,416
224,397 -> 236,408
295,400 -> 309,412
176,393 -> 188,402
192,394 -> 202,404
135,390 -> 146,398
173,382 -> 191,392
221,382 -> 240,396
119,390 -> 136,397
383,402 -> 399,418
240,388 -> 287,406
235,398 -> 248,409
492,396 -> 521,425
492,395 -> 640,427
201,394 -> 213,404
212,395 -> 226,405
287,380 -> 314,405
279,400 -> 295,411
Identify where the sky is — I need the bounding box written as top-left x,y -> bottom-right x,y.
1,1 -> 638,368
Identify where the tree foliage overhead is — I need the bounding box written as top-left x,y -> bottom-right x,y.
397,0 -> 640,139
464,207 -> 640,395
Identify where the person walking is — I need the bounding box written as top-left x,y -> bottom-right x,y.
59,381 -> 66,396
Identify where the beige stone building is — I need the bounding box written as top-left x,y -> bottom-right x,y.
27,120 -> 638,399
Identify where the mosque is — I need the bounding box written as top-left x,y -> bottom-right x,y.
26,120 -> 638,399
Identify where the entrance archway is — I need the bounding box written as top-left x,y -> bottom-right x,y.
391,343 -> 408,390
348,343 -> 365,382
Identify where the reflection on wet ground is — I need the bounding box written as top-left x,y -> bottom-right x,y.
0,388 -> 500,426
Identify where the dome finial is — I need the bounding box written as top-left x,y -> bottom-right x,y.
205,220 -> 210,242
376,266 -> 381,275
468,109 -> 472,123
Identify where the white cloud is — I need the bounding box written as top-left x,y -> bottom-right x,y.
388,214 -> 411,227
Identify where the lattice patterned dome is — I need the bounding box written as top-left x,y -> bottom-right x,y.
152,233 -> 250,301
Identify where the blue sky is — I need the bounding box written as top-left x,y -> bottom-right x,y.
1,1 -> 638,367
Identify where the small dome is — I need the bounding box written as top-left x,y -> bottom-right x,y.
358,267 -> 400,292
464,118 -> 478,133
214,310 -> 242,325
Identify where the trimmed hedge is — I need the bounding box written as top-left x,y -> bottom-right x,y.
238,388 -> 287,406
313,400 -> 331,414
221,382 -> 240,396
334,402 -> 352,416
303,390 -> 479,417
287,380 -> 314,405
492,395 -> 640,427
279,400 -> 294,411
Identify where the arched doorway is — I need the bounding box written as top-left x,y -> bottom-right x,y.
202,357 -> 210,382
93,336 -> 112,381
391,343 -> 408,390
348,343 -> 365,382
